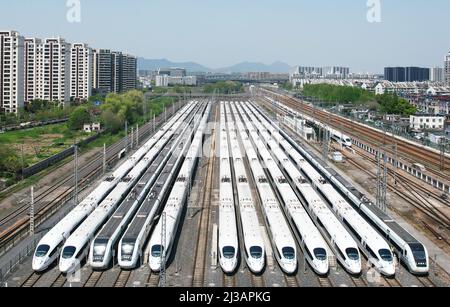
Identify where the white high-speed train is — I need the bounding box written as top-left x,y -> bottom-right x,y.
59,112 -> 190,274
148,103 -> 211,272
32,102 -> 193,272
247,102 -> 396,276
244,101 -> 362,275
238,102 -> 330,275
218,102 -> 239,274
265,96 -> 352,147
89,102 -> 203,270
225,104 -> 265,274
231,103 -> 297,275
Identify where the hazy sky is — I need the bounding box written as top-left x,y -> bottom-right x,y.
1,0 -> 449,73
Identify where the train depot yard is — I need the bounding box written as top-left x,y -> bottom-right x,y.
0,94 -> 449,288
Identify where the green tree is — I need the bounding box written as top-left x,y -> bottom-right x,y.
68,106 -> 91,131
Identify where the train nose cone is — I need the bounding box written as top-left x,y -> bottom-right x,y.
32,259 -> 46,272
149,259 -> 162,272
59,261 -> 75,274
316,262 -> 329,276
381,264 -> 396,277
349,262 -> 362,275
283,261 -> 297,275
249,259 -> 265,274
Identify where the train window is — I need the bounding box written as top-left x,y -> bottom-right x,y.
62,246 -> 76,259
345,248 -> 359,261
223,246 -> 236,259
151,245 -> 164,258
314,248 -> 327,261
282,247 -> 296,260
35,245 -> 50,258
409,243 -> 427,267
378,249 -> 393,262
250,246 -> 263,259
93,239 -> 109,257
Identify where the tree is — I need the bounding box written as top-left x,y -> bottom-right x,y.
68,106 -> 91,131
101,109 -> 123,133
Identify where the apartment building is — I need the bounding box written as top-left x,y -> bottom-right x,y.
70,43 -> 92,101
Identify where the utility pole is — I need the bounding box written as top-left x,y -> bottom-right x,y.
74,145 -> 79,207
131,127 -> 134,150
125,121 -> 128,153
160,212 -> 167,288
153,114 -> 156,132
136,124 -> 139,147
21,143 -> 24,181
103,143 -> 106,174
376,148 -> 388,213
30,186 -> 35,235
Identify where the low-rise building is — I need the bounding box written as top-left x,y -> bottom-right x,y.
410,114 -> 445,131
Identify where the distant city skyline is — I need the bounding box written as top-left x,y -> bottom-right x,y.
1,0 -> 450,73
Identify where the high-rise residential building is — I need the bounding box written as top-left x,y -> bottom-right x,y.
93,49 -> 113,94
42,38 -> 71,103
322,66 -> 350,79
24,38 -> 43,103
70,43 -> 92,101
0,30 -> 25,114
121,54 -> 137,92
445,52 -> 450,86
429,67 -> 444,82
384,67 -> 429,82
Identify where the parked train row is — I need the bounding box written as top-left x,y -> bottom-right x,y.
32,101 -> 208,273
251,99 -> 429,275
265,96 -> 352,147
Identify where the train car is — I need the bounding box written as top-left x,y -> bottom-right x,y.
238,103 -> 329,275
118,103 -> 207,269
231,102 -> 297,275
218,102 -> 239,274
89,102 -> 202,269
244,101 -> 362,275
32,102 -> 194,272
148,104 -> 211,272
248,99 -> 430,275
225,104 -> 265,274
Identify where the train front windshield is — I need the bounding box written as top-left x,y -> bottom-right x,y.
346,248 -> 359,261
378,249 -> 393,262
409,243 -> 427,267
250,246 -> 263,259
282,247 -> 296,260
62,246 -> 76,259
314,248 -> 327,261
35,245 -> 50,258
93,239 -> 108,257
151,245 -> 164,258
223,246 -> 236,259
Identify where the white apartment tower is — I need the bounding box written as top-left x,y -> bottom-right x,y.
445,52 -> 450,86
70,43 -> 92,101
0,30 -> 25,113
42,38 -> 70,104
24,38 -> 43,103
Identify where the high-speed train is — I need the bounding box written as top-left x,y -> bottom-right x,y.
89,102 -> 203,269
225,105 -> 265,274
255,101 -> 395,275
265,96 -> 352,147
244,101 -> 362,275
32,102 -> 193,272
231,103 -> 297,275
253,98 -> 429,275
218,102 -> 239,273
238,102 -> 330,275
59,107 -> 194,274
118,103 -> 207,269
148,103 -> 211,272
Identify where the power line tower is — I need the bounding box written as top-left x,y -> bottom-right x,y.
30,186 -> 35,236
159,212 -> 167,288
376,147 -> 388,213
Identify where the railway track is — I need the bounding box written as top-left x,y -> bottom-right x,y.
351,276 -> 368,287
317,276 -> 333,287
21,272 -> 41,287
83,271 -> 103,287
223,274 -> 236,287
50,274 -> 66,287
417,276 -> 436,287
261,91 -> 450,176
285,275 -> 299,287
384,277 -> 402,287
146,272 -> 160,287
114,270 -> 131,288
0,105 -> 182,255
344,154 -> 450,231
191,106 -> 218,288
251,274 -> 265,287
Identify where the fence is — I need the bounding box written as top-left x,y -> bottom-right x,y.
20,132 -> 103,179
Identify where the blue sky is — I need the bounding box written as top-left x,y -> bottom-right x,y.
1,0 -> 449,73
